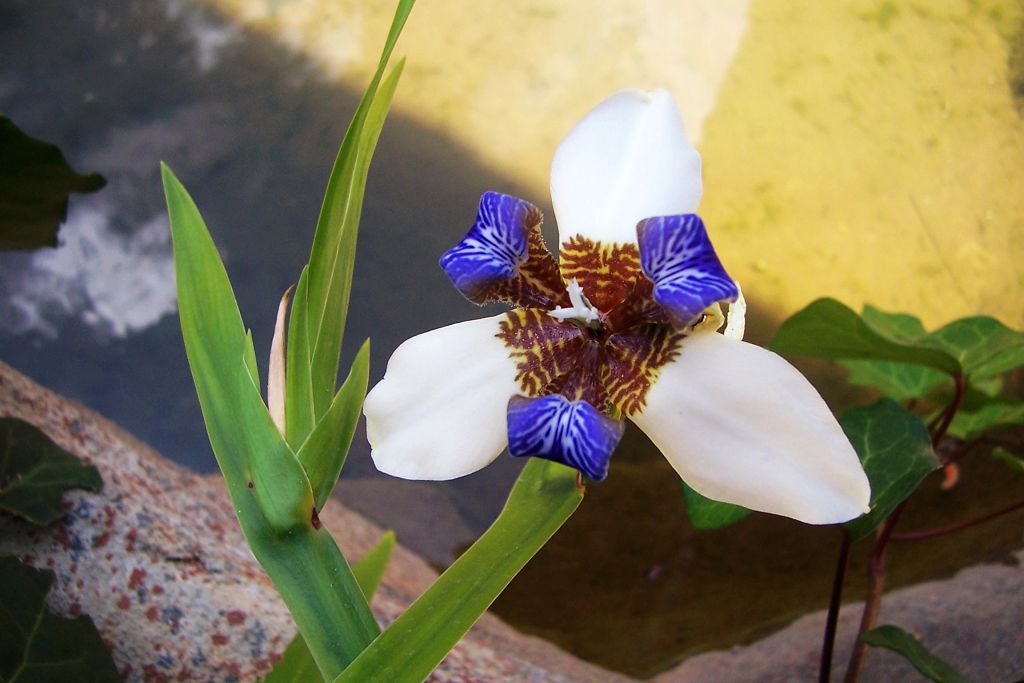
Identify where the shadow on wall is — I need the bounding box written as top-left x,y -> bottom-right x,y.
0,0 -> 802,534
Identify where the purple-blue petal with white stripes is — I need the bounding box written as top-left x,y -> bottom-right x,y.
506,394 -> 624,481
636,214 -> 739,329
439,191 -> 537,303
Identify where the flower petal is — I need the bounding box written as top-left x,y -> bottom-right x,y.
550,88 -> 702,247
637,213 -> 738,329
439,192 -> 564,308
631,332 -> 871,524
507,395 -> 624,481
364,314 -> 520,480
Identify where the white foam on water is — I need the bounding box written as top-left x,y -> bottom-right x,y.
3,201 -> 178,340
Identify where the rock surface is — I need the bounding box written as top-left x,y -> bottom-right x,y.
0,360 -> 625,683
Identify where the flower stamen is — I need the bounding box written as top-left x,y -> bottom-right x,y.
548,278 -> 601,328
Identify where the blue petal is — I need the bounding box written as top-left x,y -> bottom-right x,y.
636,214 -> 738,328
506,395 -> 624,481
440,192 -> 536,303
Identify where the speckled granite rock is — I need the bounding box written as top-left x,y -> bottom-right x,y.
0,361 -> 627,683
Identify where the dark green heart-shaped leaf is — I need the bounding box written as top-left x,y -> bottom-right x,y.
841,401 -> 938,540
861,625 -> 972,683
769,299 -> 961,374
0,556 -> 119,682
0,417 -> 102,525
680,480 -> 751,529
0,117 -> 105,250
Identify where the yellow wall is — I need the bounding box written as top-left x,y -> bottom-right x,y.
207,0 -> 1024,330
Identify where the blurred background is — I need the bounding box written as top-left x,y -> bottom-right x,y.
1,0 -> 1021,676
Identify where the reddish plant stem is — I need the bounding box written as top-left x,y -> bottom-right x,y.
891,499 -> 1024,542
842,373 -> 966,683
819,530 -> 852,683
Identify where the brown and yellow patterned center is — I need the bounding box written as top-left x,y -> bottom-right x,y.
559,235 -> 641,313
497,291 -> 686,418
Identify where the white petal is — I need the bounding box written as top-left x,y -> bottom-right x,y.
363,314 -> 520,480
723,282 -> 746,341
632,332 -> 870,524
550,88 -> 703,247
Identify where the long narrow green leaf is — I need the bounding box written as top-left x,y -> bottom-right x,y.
300,0 -> 412,408
306,58 -> 406,419
285,266 -> 316,449
351,530 -> 396,600
262,635 -> 321,683
263,532 -> 397,683
243,329 -> 259,388
296,340 -> 370,509
163,164 -> 378,680
335,460 -> 583,683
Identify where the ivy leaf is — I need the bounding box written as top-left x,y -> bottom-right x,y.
0,117 -> 105,250
945,398 -> 1024,442
840,359 -> 947,401
680,480 -> 751,529
923,316 -> 1024,380
0,556 -> 119,682
859,305 -> 929,341
771,301 -> 1024,386
861,625 -> 973,683
768,299 -> 961,374
0,417 -> 102,525
841,401 -> 939,540
991,447 -> 1024,473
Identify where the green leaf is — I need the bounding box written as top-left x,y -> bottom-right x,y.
946,398 -> 1024,441
860,305 -> 929,341
0,117 -> 105,251
163,164 -> 378,679
991,447 -> 1024,473
0,556 -> 119,682
861,625 -> 973,683
285,266 -> 316,450
774,302 -> 1024,391
301,1 -> 413,425
263,634 -> 322,683
263,531 -> 396,683
680,479 -> 751,529
841,400 -> 939,540
0,417 -> 102,525
335,460 -> 583,683
923,316 -> 1024,380
352,530 -> 396,601
839,359 -> 947,401
296,340 -> 370,510
769,299 -> 961,375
